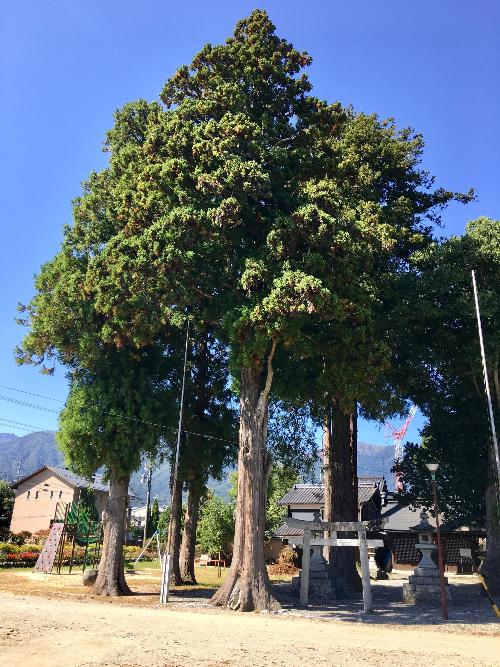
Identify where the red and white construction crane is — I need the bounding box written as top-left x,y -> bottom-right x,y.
385,405 -> 417,491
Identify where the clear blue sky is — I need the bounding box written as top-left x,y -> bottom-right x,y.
0,1 -> 499,445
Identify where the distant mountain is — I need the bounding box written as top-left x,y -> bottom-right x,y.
0,433 -> 18,444
358,441 -> 396,488
0,431 -> 229,504
0,431 -> 64,480
0,431 -> 397,499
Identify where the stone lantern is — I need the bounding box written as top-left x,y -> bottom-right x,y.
403,511 -> 450,604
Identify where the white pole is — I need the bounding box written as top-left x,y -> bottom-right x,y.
471,271 -> 500,486
134,531 -> 157,567
172,319 -> 191,500
162,319 -> 191,604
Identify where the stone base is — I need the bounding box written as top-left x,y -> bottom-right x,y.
292,572 -> 336,600
403,574 -> 452,604
376,569 -> 389,580
82,569 -> 98,587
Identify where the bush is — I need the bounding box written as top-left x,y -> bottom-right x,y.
31,529 -> 50,545
267,546 -> 299,575
9,531 -> 33,546
2,551 -> 40,566
123,545 -> 155,562
0,542 -> 41,554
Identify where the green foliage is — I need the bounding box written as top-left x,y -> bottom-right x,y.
49,9 -> 467,409
398,217 -> 500,522
0,481 -> 14,530
197,491 -> 235,555
213,465 -> 297,544
157,506 -> 171,541
265,466 -> 299,540
150,498 -> 160,536
56,352 -> 170,479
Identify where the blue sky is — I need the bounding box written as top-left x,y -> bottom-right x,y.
0,1 -> 499,446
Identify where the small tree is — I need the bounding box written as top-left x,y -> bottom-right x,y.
398,217 -> 500,593
265,466 -> 298,541
56,358 -> 168,595
157,506 -> 171,542
197,492 -> 235,557
150,498 -> 160,537
0,481 -> 15,534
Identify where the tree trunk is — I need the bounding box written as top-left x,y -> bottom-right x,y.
92,471 -> 131,596
480,371 -> 500,595
210,343 -> 280,612
480,450 -> 500,595
169,470 -> 184,585
179,480 -> 204,584
324,400 -> 362,597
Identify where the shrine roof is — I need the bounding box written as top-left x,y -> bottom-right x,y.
279,480 -> 380,507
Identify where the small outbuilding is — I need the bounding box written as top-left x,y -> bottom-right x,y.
380,495 -> 484,573
10,465 -> 109,535
269,477 -> 387,559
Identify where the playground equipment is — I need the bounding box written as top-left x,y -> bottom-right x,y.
34,499 -> 103,574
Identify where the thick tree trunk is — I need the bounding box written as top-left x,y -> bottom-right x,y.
479,375 -> 500,595
480,445 -> 500,595
92,471 -> 131,596
179,480 -> 204,584
169,471 -> 184,585
324,400 -> 362,597
210,344 -> 280,612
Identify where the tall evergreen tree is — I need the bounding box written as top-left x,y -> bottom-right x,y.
398,217 -> 500,593
20,12 -> 470,608
77,12 -> 468,610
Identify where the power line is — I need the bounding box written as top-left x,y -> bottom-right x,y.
0,383 -> 64,403
0,383 -> 237,445
0,394 -> 60,414
0,417 -> 54,432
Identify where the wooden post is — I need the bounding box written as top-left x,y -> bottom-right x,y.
300,528 -> 311,606
358,529 -> 373,612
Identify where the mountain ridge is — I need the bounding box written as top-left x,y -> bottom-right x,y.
0,431 -> 397,501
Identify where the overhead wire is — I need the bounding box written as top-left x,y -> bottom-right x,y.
0,417 -> 54,432
0,383 -> 237,445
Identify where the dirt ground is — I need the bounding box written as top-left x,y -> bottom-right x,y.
0,569 -> 499,667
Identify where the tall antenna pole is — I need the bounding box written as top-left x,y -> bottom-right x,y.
167,318 -> 190,556
471,270 -> 500,486
161,319 -> 190,603
173,318 -> 191,491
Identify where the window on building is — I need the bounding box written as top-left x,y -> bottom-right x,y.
27,490 -> 31,499
35,490 -> 39,499
50,490 -> 54,499
59,490 -> 63,499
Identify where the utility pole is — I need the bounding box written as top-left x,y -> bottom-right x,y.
142,462 -> 153,548
426,463 -> 448,620
161,318 -> 190,604
471,270 -> 500,489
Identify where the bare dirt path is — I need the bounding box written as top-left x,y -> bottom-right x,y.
1,591 -> 499,667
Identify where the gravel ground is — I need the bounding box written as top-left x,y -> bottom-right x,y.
1,590 -> 499,667
0,568 -> 498,667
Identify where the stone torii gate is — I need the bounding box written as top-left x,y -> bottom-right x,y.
284,514 -> 377,612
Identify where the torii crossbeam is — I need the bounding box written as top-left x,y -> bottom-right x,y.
284,516 -> 373,612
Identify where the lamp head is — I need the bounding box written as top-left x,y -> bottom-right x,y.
426,462 -> 439,480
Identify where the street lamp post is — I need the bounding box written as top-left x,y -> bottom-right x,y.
426,463 -> 448,620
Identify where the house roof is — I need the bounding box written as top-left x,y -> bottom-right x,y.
380,496 -> 485,533
279,480 -> 380,507
275,522 -> 303,537
14,465 -> 109,493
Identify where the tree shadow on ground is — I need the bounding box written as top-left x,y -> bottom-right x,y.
273,581 -> 499,626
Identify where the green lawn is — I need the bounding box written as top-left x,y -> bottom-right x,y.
130,560 -> 293,588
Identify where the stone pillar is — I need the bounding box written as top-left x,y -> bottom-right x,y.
403,511 -> 451,604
